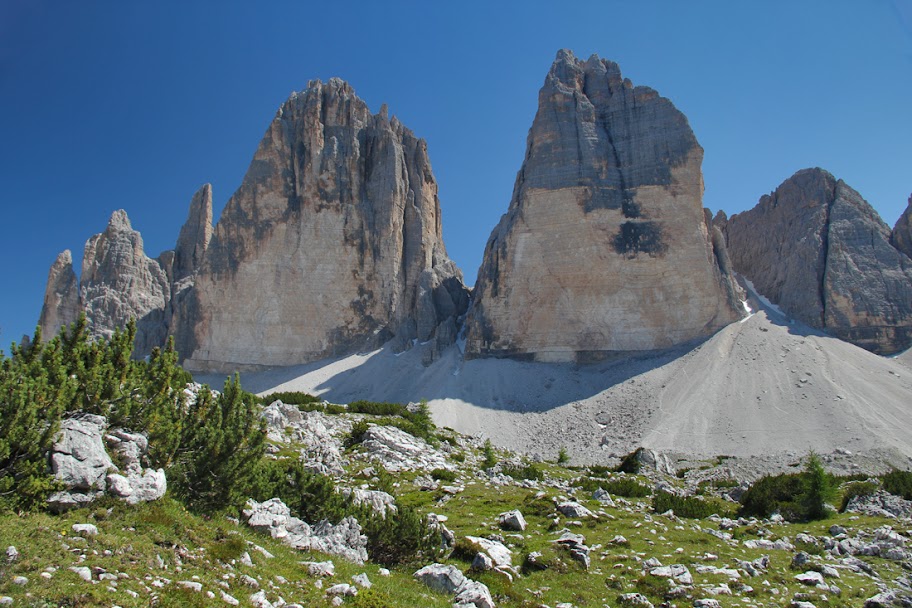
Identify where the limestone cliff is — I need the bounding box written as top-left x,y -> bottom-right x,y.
178,79 -> 468,370
723,169 -> 912,355
464,50 -> 744,362
38,250 -> 81,338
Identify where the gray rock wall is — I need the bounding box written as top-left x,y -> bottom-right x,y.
724,169 -> 912,355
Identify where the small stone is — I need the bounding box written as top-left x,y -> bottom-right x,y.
69,566 -> 92,581
179,581 -> 203,592
220,591 -> 240,606
11,577 -> 27,586
352,573 -> 371,589
498,510 -> 527,531
618,593 -> 654,607
5,546 -> 18,562
326,583 -> 357,597
303,561 -> 335,577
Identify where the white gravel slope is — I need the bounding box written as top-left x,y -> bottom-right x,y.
201,307 -> 912,466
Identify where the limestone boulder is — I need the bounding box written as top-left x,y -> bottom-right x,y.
723,168 -> 912,354
465,50 -> 743,362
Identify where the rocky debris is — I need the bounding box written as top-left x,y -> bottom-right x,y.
497,510 -> 527,531
557,501 -> 594,519
592,488 -> 617,507
723,168 -> 912,354
182,77 -> 468,371
303,561 -> 335,577
617,593 -> 654,607
743,538 -> 795,551
648,564 -> 693,586
693,600 -> 722,608
428,513 -> 456,549
553,530 -> 591,570
105,429 -> 167,504
414,563 -> 467,594
464,536 -> 513,570
794,571 -> 825,586
261,401 -> 348,475
48,415 -> 113,510
454,579 -> 496,608
845,490 -> 912,519
465,49 -> 743,362
243,498 -> 368,563
340,488 -> 397,518
361,424 -> 450,472
6,546 -> 19,563
891,194 -> 912,260
414,564 -> 494,608
351,573 -> 371,589
325,583 -> 357,597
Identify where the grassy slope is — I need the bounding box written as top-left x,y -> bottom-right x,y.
1,418 -> 909,607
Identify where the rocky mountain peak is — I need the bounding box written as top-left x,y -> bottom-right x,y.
723,168 -> 912,354
891,194 -> 912,260
465,52 -> 743,362
38,250 -> 80,338
172,183 -> 213,283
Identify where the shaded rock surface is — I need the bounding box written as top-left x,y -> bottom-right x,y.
891,194 -> 912,260
723,168 -> 912,354
465,49 -> 743,362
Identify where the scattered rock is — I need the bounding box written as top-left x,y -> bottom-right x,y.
414,563 -> 466,594
557,501 -> 594,519
498,510 -> 527,531
361,425 -> 450,472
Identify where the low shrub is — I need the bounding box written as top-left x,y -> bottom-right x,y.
431,468 -> 457,482
502,462 -> 545,481
653,491 -> 731,519
882,469 -> 912,500
482,439 -> 497,469
345,420 -> 371,448
600,477 -> 652,498
739,472 -> 804,520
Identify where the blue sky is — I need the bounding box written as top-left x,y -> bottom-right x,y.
2,1 -> 911,346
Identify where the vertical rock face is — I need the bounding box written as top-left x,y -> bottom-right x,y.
38,250 -> 81,337
172,183 -> 213,283
724,169 -> 912,355
38,79 -> 467,370
464,50 -> 744,362
891,195 -> 912,260
179,78 -> 468,370
78,210 -> 172,356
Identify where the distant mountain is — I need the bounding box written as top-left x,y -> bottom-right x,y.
719,168 -> 912,355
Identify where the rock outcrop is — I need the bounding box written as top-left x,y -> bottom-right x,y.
891,194 -> 912,260
723,169 -> 912,354
464,50 -> 744,362
172,183 -> 213,283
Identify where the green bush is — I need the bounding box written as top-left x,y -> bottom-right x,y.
739,473 -> 804,520
356,503 -> 440,567
882,469 -> 912,500
247,458 -> 347,523
502,461 -> 545,481
482,439 -> 497,469
557,447 -> 570,465
0,317 -> 190,511
653,491 -> 731,519
601,477 -> 652,498
346,420 -> 371,448
169,375 -> 266,513
431,468 -> 457,482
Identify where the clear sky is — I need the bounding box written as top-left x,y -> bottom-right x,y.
2,1 -> 910,346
